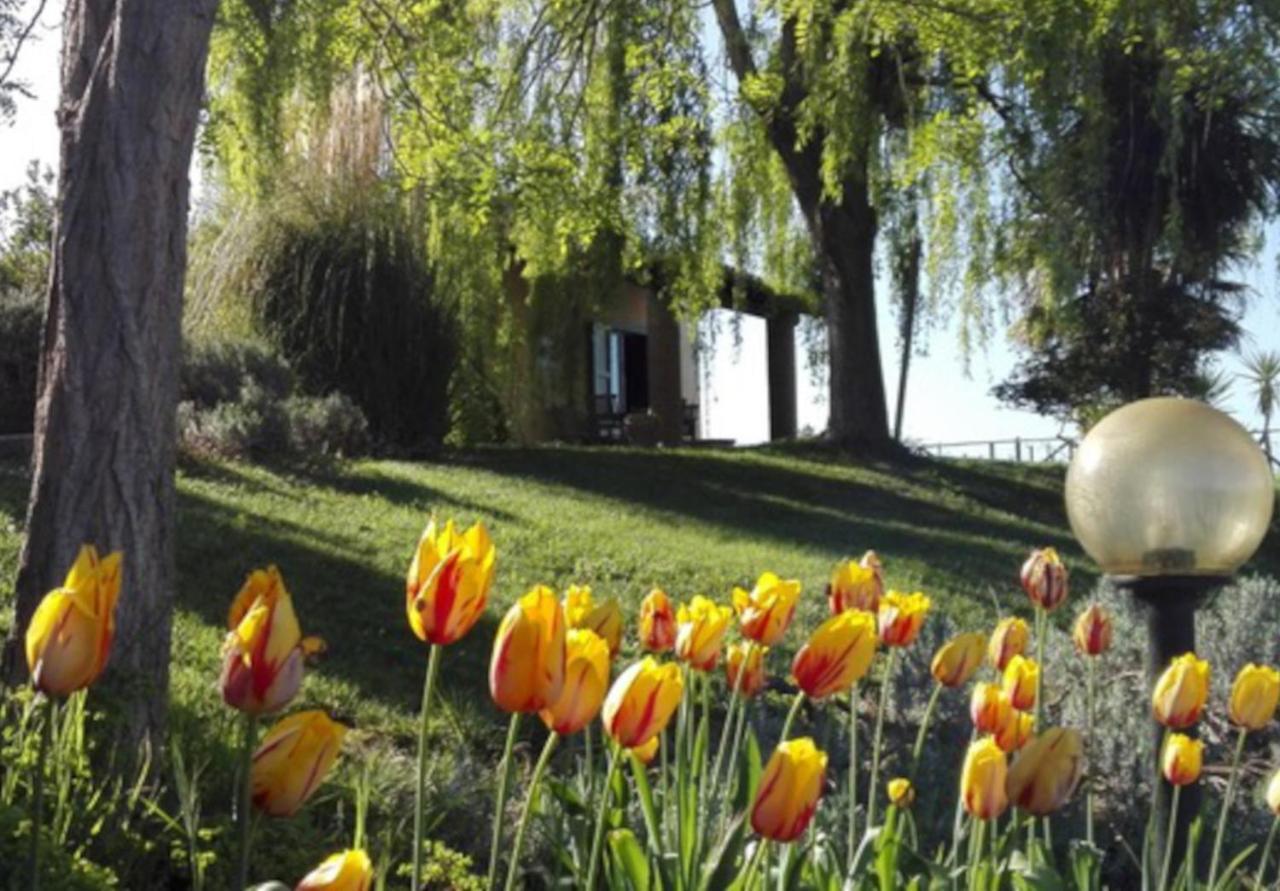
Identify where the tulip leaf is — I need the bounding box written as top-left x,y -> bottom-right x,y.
779,837 -> 813,890
1066,839 -> 1102,891
546,777 -> 589,817
876,805 -> 902,891
628,752 -> 665,863
732,728 -> 763,812
609,829 -> 653,891
1211,844 -> 1256,891
696,811 -> 746,891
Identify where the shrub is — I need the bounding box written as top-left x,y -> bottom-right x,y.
0,291 -> 41,434
181,339 -> 293,409
282,392 -> 370,456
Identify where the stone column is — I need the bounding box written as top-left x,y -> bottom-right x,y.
646,292 -> 684,444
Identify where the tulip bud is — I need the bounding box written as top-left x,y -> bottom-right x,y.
1072,604 -> 1112,657
733,572 -> 802,646
970,683 -> 1012,735
221,566 -> 319,715
490,586 -> 567,713
602,657 -> 683,748
630,734 -> 660,766
988,617 -> 1030,671
931,632 -> 987,688
1266,768 -> 1280,815
564,586 -> 624,658
725,642 -> 767,698
1020,548 -> 1068,612
961,737 -> 1009,820
251,710 -> 347,817
1161,733 -> 1204,786
1006,728 -> 1083,815
791,610 -> 877,700
993,709 -> 1035,753
675,596 -> 733,671
296,849 -> 374,891
405,519 -> 495,646
639,589 -> 677,653
1229,663 -> 1280,731
25,545 -> 122,698
1001,656 -> 1039,711
540,629 -> 610,735
751,737 -> 828,842
1152,652 -> 1211,729
888,777 -> 915,809
877,591 -> 930,647
827,553 -> 882,616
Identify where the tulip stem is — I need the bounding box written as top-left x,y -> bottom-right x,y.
740,839 -> 769,890
504,731 -> 559,891
1160,784 -> 1181,891
711,642 -> 751,804
1255,814 -> 1279,887
235,712 -> 258,891
26,696 -> 53,891
846,682 -> 859,872
1208,727 -> 1248,888
909,682 -> 943,781
866,648 -> 897,832
1033,605 -> 1045,733
967,817 -> 987,891
585,744 -> 622,890
1085,655 -> 1096,847
778,690 -> 806,744
486,712 -> 522,891
412,643 -> 443,891
584,723 -> 595,799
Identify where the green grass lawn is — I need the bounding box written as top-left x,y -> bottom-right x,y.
1,444 -> 1276,881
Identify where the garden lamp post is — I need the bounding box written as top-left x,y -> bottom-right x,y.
1064,398 -> 1274,872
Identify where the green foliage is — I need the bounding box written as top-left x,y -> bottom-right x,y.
0,161 -> 53,434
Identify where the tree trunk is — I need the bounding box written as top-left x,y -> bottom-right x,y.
893,232 -> 922,442
2,0 -> 218,752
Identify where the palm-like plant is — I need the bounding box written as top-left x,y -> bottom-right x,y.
1241,350 -> 1280,465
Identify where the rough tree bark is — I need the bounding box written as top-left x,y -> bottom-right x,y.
2,0 -> 218,750
712,0 -> 890,447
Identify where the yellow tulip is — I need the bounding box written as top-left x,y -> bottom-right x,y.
489,586 -> 567,713
1230,664 -> 1280,731
563,587 -> 623,658
888,777 -> 915,808
405,519 -> 495,646
750,737 -> 828,842
630,734 -> 660,766
1266,768 -> 1280,815
24,545 -> 122,697
1072,604 -> 1112,657
1001,655 -> 1039,711
1152,652 -> 1211,729
877,591 -> 930,647
251,710 -> 347,817
988,616 -> 1030,672
827,552 -> 882,615
1161,733 -> 1204,786
931,632 -> 988,688
732,572 -> 802,646
602,657 -> 683,748
1020,547 -> 1068,612
970,683 -> 1012,735
539,629 -> 610,736
790,610 -> 877,699
1006,728 -> 1083,815
296,849 -> 374,891
961,737 -> 1009,820
993,709 -> 1035,753
675,595 -> 733,671
725,642 -> 767,698
220,566 -> 320,715
639,588 -> 677,653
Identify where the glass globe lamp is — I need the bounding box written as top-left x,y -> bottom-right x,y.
1065,397 -> 1274,578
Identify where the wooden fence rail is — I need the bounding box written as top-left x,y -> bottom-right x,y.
921,429 -> 1280,466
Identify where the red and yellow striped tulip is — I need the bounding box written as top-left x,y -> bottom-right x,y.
1020,547 -> 1068,612
1001,655 -> 1039,711
888,777 -> 915,808
827,553 -> 882,615
1006,728 -> 1083,815
220,566 -> 321,715
251,710 -> 347,817
630,734 -> 660,766
751,737 -> 827,842
733,572 -> 801,646
877,591 -> 930,647
296,849 -> 374,891
639,588 -> 677,653
540,629 -> 610,736
725,642 -> 767,698
791,610 -> 877,699
1161,733 -> 1203,786
961,737 -> 1009,820
1229,663 -> 1280,731
675,596 -> 733,671
1152,653 -> 1211,729
490,586 -> 567,713
25,545 -> 122,697
993,709 -> 1035,753
602,657 -> 683,748
988,616 -> 1030,672
1072,604 -> 1112,657
931,632 -> 987,688
564,586 -> 623,657
405,519 -> 495,647
970,683 -> 1012,735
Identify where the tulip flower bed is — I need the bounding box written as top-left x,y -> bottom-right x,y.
0,449 -> 1278,889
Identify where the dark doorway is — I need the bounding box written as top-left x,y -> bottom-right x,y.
622,332 -> 649,411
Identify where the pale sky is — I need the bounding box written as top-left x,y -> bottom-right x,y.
4,1 -> 1278,451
